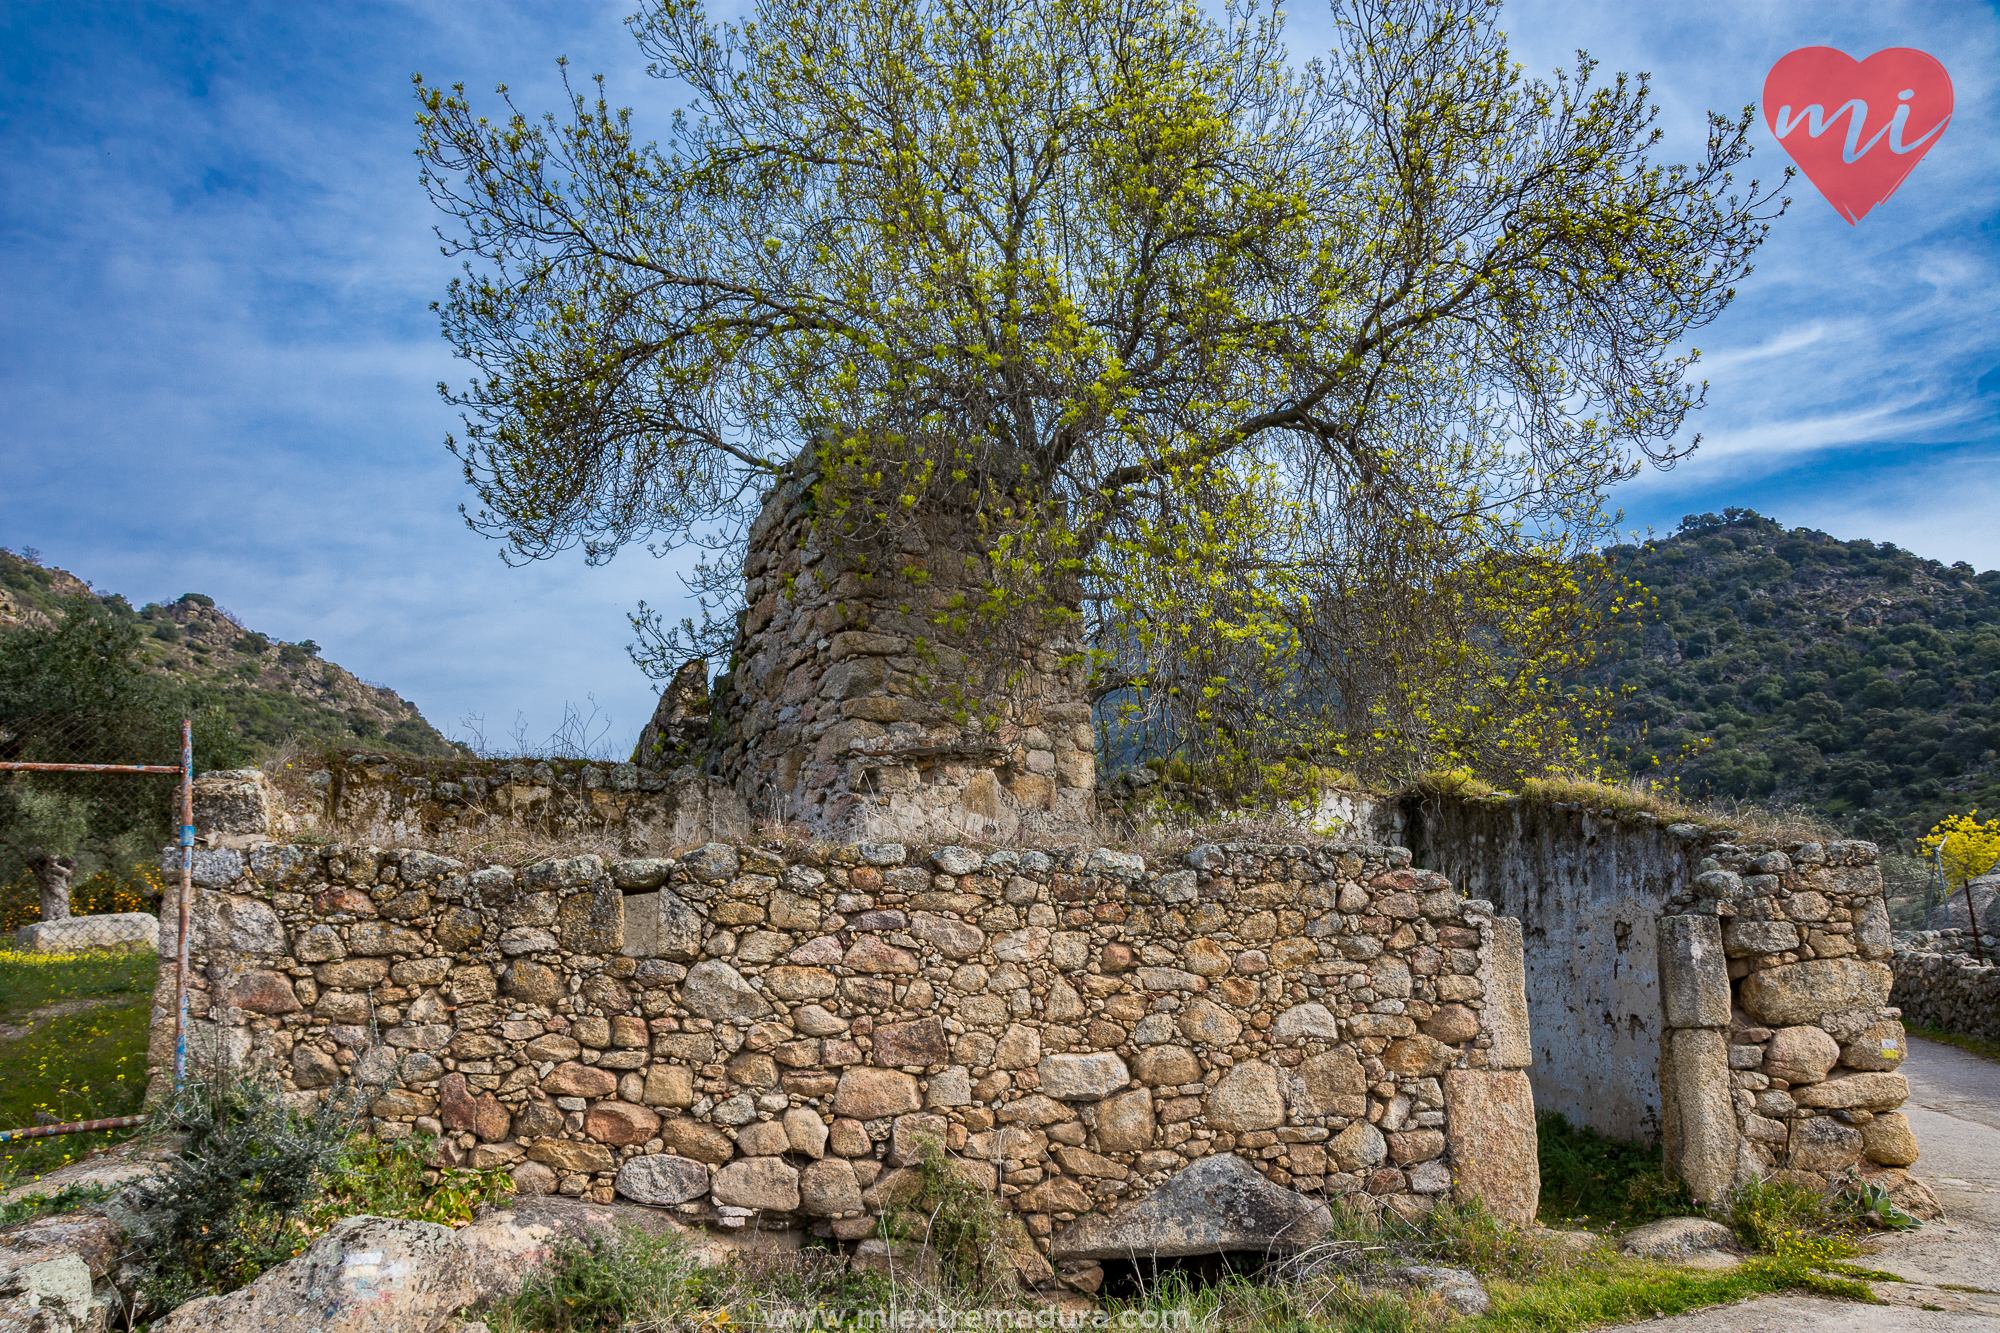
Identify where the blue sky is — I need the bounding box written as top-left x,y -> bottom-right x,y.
2,1 -> 1996,756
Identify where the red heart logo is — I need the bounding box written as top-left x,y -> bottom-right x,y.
1763,47 -> 1953,224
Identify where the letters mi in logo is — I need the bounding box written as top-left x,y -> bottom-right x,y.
1763,47 -> 1953,224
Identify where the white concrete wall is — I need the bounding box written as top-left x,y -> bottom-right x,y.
1367,796 -> 1701,1142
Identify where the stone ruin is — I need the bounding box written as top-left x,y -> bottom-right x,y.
1384,795 -> 1926,1214
648,471 -> 1102,845
153,772 -> 1539,1276
144,767 -> 1936,1284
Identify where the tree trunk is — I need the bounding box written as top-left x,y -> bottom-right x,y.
708,473 -> 1097,844
32,852 -> 76,923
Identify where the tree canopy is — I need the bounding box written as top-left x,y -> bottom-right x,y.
417,0 -> 1784,784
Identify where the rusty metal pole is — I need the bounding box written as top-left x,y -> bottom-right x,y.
175,718 -> 194,1086
0,762 -> 182,774
0,1114 -> 148,1145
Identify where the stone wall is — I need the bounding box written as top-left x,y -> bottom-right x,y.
1374,794 -> 1911,1203
150,817 -> 1547,1264
705,472 -> 1098,845
241,756 -> 751,855
1677,841 -> 1911,1198
172,767 -> 1924,1228
1892,933 -> 2000,1045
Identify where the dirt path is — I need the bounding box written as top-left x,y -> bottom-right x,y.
0,994 -> 132,1043
1648,1036 -> 2000,1330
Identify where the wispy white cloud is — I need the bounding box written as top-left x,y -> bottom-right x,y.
1778,451 -> 2000,570
1633,402 -> 1983,479
1690,322 -> 1845,378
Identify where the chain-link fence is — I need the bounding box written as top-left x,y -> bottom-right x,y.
0,712 -> 188,943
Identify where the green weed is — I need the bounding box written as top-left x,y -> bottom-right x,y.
0,1180 -> 113,1227
1535,1112 -> 1694,1228
502,1229 -> 701,1333
303,1133 -> 515,1231
1105,1267 -> 1452,1333
1476,1261 -> 1778,1330
495,1224 -> 894,1333
1403,1196 -> 1601,1281
898,1137 -> 1024,1300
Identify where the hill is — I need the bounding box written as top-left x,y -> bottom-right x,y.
0,547 -> 459,759
1599,509 -> 2000,848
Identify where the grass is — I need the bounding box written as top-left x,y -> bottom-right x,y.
1105,1266 -> 1457,1333
0,947 -> 156,1183
304,1134 -> 515,1232
1412,768 -> 1840,846
0,943 -> 157,1017
1906,1021 -> 2000,1064
1535,1113 -> 1695,1229
1463,1174 -> 1910,1329
1478,1256 -> 1824,1330
487,1223 -> 896,1333
1094,1197 -> 1895,1333
469,1170 -> 1915,1333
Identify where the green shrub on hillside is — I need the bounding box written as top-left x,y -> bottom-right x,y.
1602,510 -> 2000,847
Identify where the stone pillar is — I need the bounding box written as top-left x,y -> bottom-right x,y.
1450,908 -> 1538,1223
192,768 -> 284,847
1477,916 -> 1533,1071
708,473 -> 1097,843
1658,914 -> 1730,1028
1443,1070 -> 1539,1225
1657,914 -> 1737,1202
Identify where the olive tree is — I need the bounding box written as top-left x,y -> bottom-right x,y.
416,0 -> 1783,787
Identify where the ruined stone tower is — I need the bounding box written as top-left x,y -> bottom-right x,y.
700,471 -> 1098,842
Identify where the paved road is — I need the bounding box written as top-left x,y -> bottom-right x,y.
1651,1036 -> 2000,1330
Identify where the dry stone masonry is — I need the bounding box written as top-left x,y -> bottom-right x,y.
157,768 -> 1938,1254
703,473 -> 1099,845
1656,840 -> 1922,1207
1378,793 -> 1926,1213
256,755 -> 751,855
152,780 -> 1546,1268
1892,930 -> 2000,1047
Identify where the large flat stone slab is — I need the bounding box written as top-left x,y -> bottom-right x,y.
14,912 -> 157,955
1443,1069 -> 1539,1226
156,1214 -> 471,1333
1048,1153 -> 1330,1259
456,1195 -> 688,1306
1739,958 -> 1891,1028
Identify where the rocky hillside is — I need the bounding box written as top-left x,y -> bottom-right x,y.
0,547 -> 459,757
1599,509 -> 2000,847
